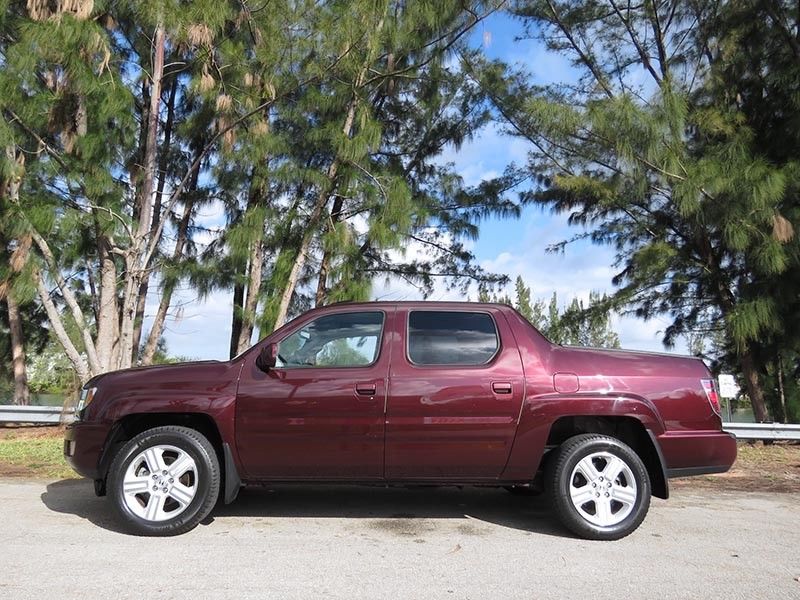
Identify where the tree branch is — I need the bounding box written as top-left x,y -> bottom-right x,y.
30,230 -> 101,374
34,270 -> 91,384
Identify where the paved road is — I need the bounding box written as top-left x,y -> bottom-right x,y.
1,479 -> 799,599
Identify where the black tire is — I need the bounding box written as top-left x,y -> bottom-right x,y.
107,426 -> 220,536
546,434 -> 651,541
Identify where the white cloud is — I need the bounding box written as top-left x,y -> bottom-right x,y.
476,210 -> 688,354
142,283 -> 233,361
437,122 -> 529,186
527,44 -> 579,86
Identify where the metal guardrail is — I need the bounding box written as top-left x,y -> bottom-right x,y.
0,405 -> 69,425
723,422 -> 800,441
0,405 -> 798,440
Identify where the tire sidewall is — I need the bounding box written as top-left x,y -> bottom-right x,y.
552,436 -> 651,540
108,428 -> 219,536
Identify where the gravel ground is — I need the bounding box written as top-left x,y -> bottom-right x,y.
1,479 -> 799,599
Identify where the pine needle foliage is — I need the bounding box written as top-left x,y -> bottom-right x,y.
1,1 -> 517,381
471,0 -> 800,421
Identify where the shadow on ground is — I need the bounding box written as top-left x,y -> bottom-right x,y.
41,479 -> 567,537
41,479 -> 129,533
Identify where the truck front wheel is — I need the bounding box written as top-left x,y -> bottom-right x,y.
107,426 -> 220,536
546,434 -> 651,540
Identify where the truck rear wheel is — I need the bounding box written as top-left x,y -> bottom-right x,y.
107,426 -> 220,536
546,434 -> 650,540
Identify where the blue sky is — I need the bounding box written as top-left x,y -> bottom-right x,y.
149,12 -> 687,360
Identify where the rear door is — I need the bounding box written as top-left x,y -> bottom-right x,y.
235,308 -> 392,480
385,307 -> 525,480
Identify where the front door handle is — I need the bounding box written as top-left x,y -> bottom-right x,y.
355,383 -> 377,396
492,381 -> 512,395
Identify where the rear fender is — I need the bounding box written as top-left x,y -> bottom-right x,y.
501,393 -> 666,481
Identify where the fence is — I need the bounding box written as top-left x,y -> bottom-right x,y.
1,404 -> 799,441
0,405 -> 68,425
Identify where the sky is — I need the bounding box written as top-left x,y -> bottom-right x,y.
146,12 -> 687,361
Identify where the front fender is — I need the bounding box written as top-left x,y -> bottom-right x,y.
81,361 -> 245,483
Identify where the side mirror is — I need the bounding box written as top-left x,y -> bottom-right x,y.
255,343 -> 278,372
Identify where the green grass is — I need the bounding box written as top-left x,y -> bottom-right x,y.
0,432 -> 76,480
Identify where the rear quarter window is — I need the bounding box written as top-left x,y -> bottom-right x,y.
407,310 -> 499,366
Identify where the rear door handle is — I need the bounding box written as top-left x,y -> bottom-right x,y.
355,383 -> 377,396
492,381 -> 512,395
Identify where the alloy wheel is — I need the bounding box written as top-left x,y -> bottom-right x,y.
568,451 -> 638,528
121,444 -> 199,522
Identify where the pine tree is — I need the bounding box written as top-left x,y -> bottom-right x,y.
0,0 -> 516,384
514,276 -> 547,329
471,0 -> 800,420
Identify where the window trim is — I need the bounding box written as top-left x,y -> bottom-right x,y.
274,309 -> 387,370
404,309 -> 501,368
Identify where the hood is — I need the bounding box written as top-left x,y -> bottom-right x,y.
85,360 -> 224,388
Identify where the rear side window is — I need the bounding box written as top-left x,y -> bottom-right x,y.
407,311 -> 499,366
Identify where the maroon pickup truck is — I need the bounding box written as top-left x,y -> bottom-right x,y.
64,301 -> 736,539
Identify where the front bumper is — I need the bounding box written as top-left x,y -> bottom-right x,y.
63,421 -> 110,480
657,430 -> 738,478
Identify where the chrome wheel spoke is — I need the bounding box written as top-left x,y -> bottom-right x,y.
143,447 -> 166,474
594,496 -> 612,526
123,476 -> 151,496
145,493 -> 166,521
602,456 -> 624,481
168,453 -> 194,478
611,484 -> 637,506
570,485 -> 596,506
575,457 -> 601,481
169,482 -> 195,506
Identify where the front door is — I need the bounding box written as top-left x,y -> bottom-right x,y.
235,308 -> 392,480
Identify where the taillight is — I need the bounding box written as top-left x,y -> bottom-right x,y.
701,379 -> 721,415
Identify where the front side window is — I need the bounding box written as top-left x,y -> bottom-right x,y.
407,311 -> 499,366
276,311 -> 384,368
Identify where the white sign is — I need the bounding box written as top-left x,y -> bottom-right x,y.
718,374 -> 739,399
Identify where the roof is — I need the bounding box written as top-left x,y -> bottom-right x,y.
325,300 -> 511,309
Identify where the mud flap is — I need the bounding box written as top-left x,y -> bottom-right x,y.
223,442 -> 242,504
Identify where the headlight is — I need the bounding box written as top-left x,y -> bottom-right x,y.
61,386 -> 98,424
77,387 -> 97,414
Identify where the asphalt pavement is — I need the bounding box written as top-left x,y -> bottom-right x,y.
1,479 -> 798,599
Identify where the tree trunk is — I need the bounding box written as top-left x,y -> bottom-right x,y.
141,201 -> 193,366
270,7 -> 388,327
315,195 -> 344,306
739,350 -> 769,422
117,23 -> 165,369
34,270 -> 90,384
140,136 -> 203,366
131,75 -> 178,364
130,280 -> 148,364
31,229 -> 101,375
94,232 -> 119,372
272,177 -> 336,329
777,353 -> 787,424
235,171 -> 269,355
230,282 -> 245,359
315,249 -> 332,307
5,291 -> 30,406
236,240 -> 264,354
272,93 -> 360,328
